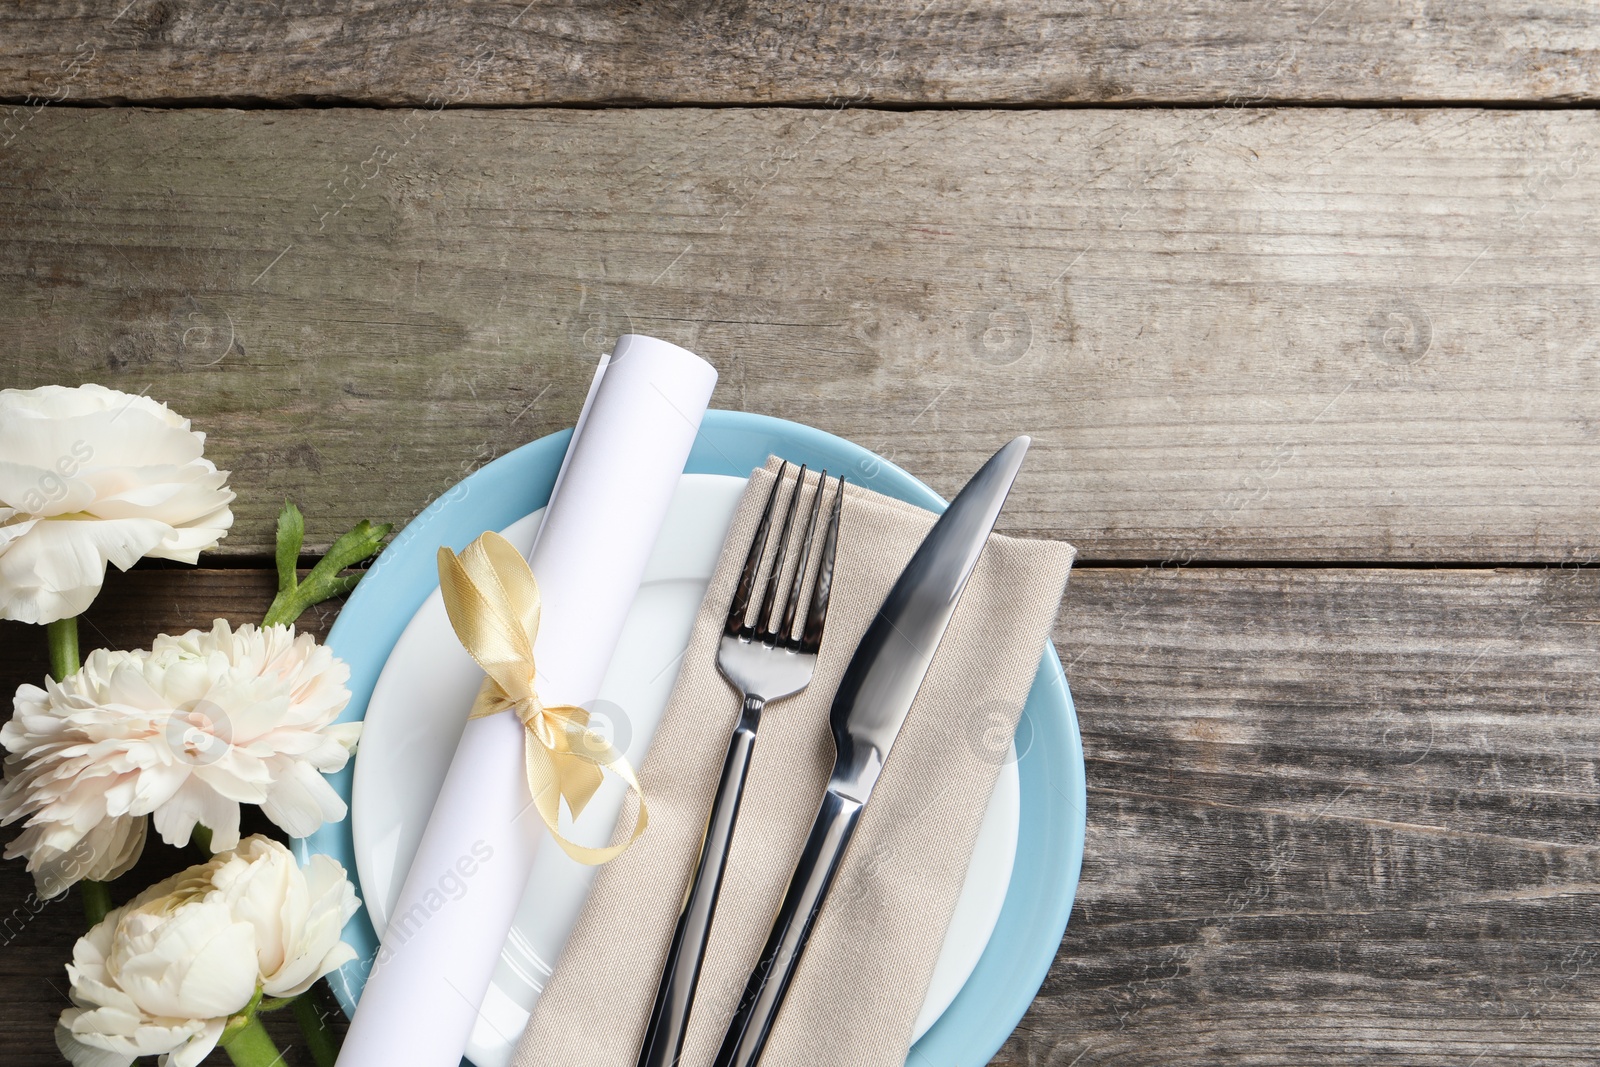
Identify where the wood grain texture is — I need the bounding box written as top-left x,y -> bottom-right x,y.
0,2 -> 1598,107
3,565 -> 1595,1065
3,106 -> 1599,562
1018,564 -> 1600,1066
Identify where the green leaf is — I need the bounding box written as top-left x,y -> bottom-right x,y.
303,519 -> 392,589
275,501 -> 305,596
261,512 -> 392,628
318,573 -> 365,601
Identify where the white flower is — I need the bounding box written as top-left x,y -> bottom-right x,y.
2,621 -> 361,895
209,835 -> 360,997
56,835 -> 359,1067
0,383 -> 235,625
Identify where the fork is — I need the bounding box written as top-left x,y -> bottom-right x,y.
636,462 -> 844,1067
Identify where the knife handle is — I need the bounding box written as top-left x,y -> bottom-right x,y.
638,695 -> 765,1067
712,787 -> 864,1067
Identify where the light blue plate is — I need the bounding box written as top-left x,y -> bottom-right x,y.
295,410 -> 1085,1066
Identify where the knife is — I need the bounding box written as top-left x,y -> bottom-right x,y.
711,435 -> 1032,1067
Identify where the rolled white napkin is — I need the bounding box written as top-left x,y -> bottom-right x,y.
336,335 -> 718,1067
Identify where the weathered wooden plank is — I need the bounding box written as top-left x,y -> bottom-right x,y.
2,106 -> 1599,563
3,566 -> 1596,1064
0,2 -> 1597,108
1004,564 -> 1600,1066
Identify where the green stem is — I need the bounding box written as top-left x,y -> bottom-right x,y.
292,988 -> 340,1067
192,824 -> 215,856
46,615 -> 80,681
80,880 -> 112,927
218,1011 -> 284,1067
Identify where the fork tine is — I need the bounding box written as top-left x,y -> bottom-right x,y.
726,462 -> 787,636
778,469 -> 827,645
800,476 -> 844,653
756,465 -> 807,637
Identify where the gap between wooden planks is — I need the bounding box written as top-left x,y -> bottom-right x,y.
2,106 -> 1597,563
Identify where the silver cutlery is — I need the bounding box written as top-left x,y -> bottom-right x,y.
711,436 -> 1030,1067
637,462 -> 844,1067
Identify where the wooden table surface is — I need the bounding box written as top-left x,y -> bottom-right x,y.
3,5 -> 1598,1065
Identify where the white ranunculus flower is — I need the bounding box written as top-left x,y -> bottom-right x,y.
209,835 -> 361,997
56,835 -> 360,1067
1,621 -> 361,895
0,383 -> 235,624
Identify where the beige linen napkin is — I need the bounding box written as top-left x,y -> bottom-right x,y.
514,458 -> 1075,1067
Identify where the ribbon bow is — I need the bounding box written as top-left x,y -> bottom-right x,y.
436,531 -> 648,864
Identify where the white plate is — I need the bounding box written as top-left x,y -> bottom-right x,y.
352,474 -> 1019,1066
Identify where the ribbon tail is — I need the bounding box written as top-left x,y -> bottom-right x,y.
523,736 -> 649,866
557,754 -> 606,821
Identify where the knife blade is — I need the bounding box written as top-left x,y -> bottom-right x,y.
712,435 -> 1031,1067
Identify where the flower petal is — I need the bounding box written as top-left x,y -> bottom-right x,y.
0,516 -> 169,624
1,616 -> 354,888
150,779 -> 240,853
0,385 -> 233,623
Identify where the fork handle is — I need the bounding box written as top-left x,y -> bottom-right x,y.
712,787 -> 864,1067
637,694 -> 765,1067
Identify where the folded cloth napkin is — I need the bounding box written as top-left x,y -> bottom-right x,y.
514,457 -> 1076,1067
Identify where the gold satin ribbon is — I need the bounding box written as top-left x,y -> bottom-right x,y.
436,531 -> 648,865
